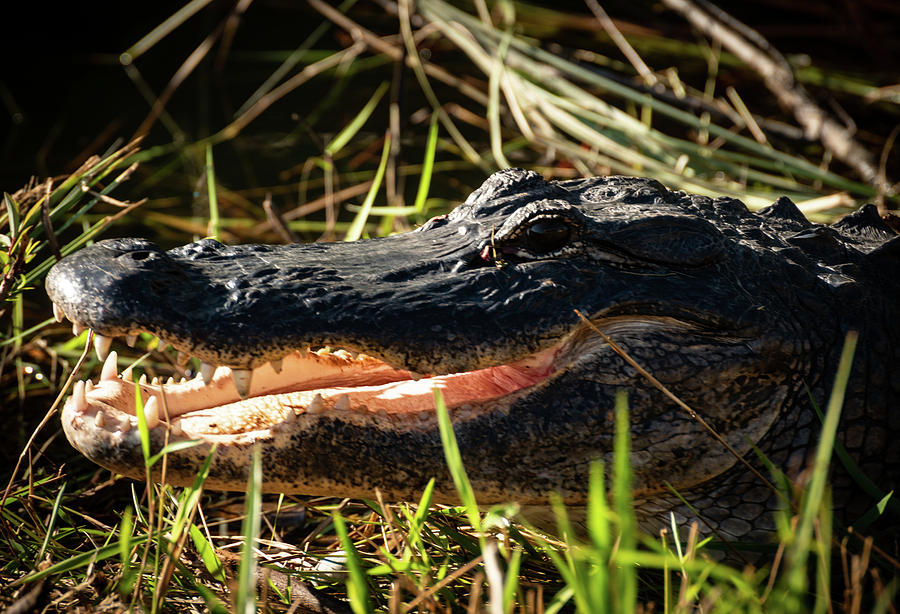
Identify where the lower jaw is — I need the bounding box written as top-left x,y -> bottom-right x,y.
58,342 -> 566,498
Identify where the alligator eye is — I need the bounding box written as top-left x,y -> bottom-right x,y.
525,218 -> 571,253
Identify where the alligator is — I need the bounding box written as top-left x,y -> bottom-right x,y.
46,169 -> 900,544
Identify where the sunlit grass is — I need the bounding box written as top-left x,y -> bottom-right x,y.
2,0 -> 898,611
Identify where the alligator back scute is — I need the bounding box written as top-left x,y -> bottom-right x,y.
758,196 -> 812,230
833,204 -> 897,243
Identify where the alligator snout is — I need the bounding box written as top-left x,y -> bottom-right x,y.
46,238 -> 186,339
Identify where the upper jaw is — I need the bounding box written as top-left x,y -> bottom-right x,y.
44,230 -> 558,377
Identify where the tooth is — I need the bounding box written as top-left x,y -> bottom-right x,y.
53,303 -> 65,323
151,376 -> 160,385
169,421 -> 183,436
409,372 -> 425,381
93,334 -> 112,361
270,359 -> 283,374
139,374 -> 148,386
166,376 -> 176,385
231,369 -> 252,399
176,352 -> 190,367
85,379 -> 94,393
125,334 -> 138,347
334,394 -> 351,411
73,381 -> 88,412
200,362 -> 215,385
348,351 -> 359,359
122,366 -> 134,381
308,393 -> 325,413
72,322 -> 86,336
298,348 -> 308,358
334,350 -> 351,360
101,351 -> 118,382
143,396 -> 160,429
120,419 -> 132,432
316,347 -> 331,356
94,410 -> 106,428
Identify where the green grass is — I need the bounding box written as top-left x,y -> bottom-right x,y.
2,1 -> 899,611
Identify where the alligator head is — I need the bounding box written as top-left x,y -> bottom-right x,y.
46,169 -> 900,540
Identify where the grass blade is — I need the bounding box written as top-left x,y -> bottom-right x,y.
434,388 -> 483,538
325,82 -> 389,157
36,482 -> 66,561
612,389 -> 637,610
333,512 -> 374,614
122,0 -> 215,62
488,25 -> 513,169
502,547 -> 522,613
344,133 -> 391,241
118,506 -> 137,594
235,446 -> 262,614
205,144 -> 220,241
10,537 -> 149,587
134,376 -> 151,465
190,523 -> 226,583
782,332 -> 857,600
414,113 -> 440,213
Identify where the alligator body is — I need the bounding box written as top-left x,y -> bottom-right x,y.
46,170 -> 900,542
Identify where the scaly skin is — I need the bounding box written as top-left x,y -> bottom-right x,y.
46,170 -> 900,544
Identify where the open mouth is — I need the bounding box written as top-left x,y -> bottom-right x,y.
60,321 -> 562,441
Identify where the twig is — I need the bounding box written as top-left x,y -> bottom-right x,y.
1,331 -> 94,513
572,310 -> 786,505
252,181 -> 374,234
661,0 -> 883,186
262,192 -> 298,243
131,13 -> 228,139
0,226 -> 28,319
214,0 -> 254,73
41,179 -> 61,262
226,45 -> 364,143
214,548 -> 354,614
876,123 -> 900,212
314,0 -> 488,168
403,554 -> 484,612
584,0 -> 656,86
